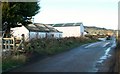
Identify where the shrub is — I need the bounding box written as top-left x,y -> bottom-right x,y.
25,37 -> 98,55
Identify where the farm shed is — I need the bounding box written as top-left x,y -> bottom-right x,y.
49,22 -> 85,37
11,23 -> 62,41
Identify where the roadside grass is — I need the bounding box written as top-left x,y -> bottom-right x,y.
114,37 -> 120,72
2,37 -> 98,71
114,49 -> 120,72
25,37 -> 98,55
2,54 -> 27,71
85,34 -> 107,39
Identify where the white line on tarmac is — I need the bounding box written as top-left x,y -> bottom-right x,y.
84,42 -> 100,48
102,42 -> 110,47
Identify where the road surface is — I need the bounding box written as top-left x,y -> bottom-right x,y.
11,37 -> 116,72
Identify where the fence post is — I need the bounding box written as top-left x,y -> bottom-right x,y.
8,40 -> 10,49
13,37 -> 16,51
5,40 -> 7,49
21,34 -> 25,50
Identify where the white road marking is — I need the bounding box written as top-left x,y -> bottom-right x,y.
85,41 -> 111,48
102,42 -> 110,47
97,60 -> 104,63
101,47 -> 111,59
84,42 -> 100,48
95,38 -> 117,72
111,40 -> 116,48
96,47 -> 112,65
96,47 -> 112,72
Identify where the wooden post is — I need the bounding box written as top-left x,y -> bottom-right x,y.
8,40 -> 10,49
36,32 -> 38,39
13,37 -> 16,51
5,40 -> 7,49
46,33 -> 48,39
21,34 -> 25,50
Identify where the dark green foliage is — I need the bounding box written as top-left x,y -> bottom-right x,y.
25,37 -> 98,55
2,2 -> 40,31
85,34 -> 107,39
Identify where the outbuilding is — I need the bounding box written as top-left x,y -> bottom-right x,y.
11,23 -> 62,41
49,22 -> 84,37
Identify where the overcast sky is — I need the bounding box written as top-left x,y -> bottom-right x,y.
34,0 -> 119,30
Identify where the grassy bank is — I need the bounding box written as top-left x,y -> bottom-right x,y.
2,54 -> 27,72
114,49 -> 120,73
114,38 -> 120,73
2,37 -> 98,71
25,37 -> 98,55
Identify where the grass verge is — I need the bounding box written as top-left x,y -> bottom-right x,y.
25,37 -> 98,55
2,54 -> 27,72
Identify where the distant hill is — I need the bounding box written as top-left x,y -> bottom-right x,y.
84,26 -> 116,36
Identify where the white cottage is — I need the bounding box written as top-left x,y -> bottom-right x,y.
11,23 -> 62,41
49,22 -> 84,37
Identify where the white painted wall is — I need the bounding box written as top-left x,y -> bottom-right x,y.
48,32 -> 62,38
11,26 -> 29,41
29,32 -> 46,39
80,24 -> 84,36
29,32 -> 36,39
11,26 -> 63,41
54,26 -> 84,37
38,32 -> 46,38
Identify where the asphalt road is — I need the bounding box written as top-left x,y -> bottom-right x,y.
12,37 -> 116,72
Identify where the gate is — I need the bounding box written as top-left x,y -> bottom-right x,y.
2,35 -> 25,56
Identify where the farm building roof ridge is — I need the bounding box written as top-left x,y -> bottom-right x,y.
25,24 -> 40,32
47,22 -> 83,27
43,24 -> 62,32
25,23 -> 62,32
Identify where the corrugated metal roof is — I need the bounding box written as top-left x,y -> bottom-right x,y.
25,23 -> 62,32
25,24 -> 40,32
34,23 -> 50,32
49,22 -> 83,27
44,24 -> 60,32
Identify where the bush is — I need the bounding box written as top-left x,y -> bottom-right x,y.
25,37 -> 98,55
